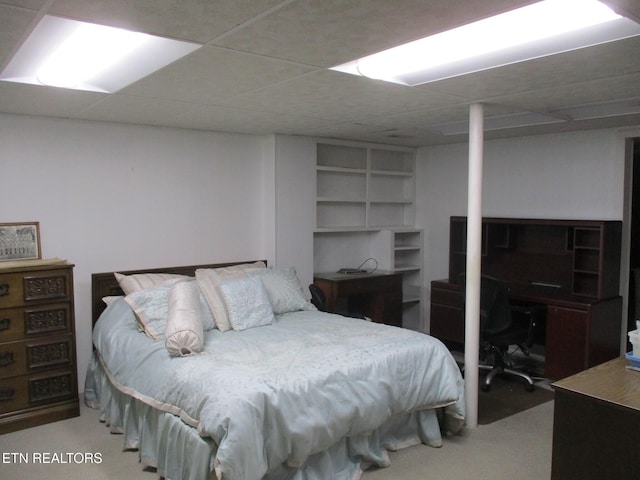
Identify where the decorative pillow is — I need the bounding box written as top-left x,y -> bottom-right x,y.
219,276 -> 274,331
101,295 -> 123,305
165,281 -> 204,356
123,283 -> 175,340
250,267 -> 316,315
196,261 -> 267,332
115,272 -> 190,295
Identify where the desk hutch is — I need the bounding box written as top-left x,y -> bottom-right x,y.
430,217 -> 622,379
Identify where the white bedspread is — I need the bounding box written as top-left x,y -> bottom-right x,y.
93,298 -> 464,480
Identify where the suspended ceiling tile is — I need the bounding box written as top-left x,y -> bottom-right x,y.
214,0 -> 538,67
120,46 -> 316,104
46,0 -> 284,43
220,69 -> 468,121
425,35 -> 640,102
74,95 -> 198,128
0,81 -> 105,117
0,6 -> 38,66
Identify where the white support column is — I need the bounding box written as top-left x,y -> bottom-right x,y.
464,103 -> 484,428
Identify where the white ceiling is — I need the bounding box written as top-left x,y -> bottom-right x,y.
1,0 -> 639,147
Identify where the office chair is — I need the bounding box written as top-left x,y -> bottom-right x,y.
459,274 -> 543,392
308,284 -> 366,319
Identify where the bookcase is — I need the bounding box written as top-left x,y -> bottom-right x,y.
315,142 -> 415,231
314,140 -> 422,328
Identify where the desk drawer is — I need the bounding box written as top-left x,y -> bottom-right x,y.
0,369 -> 76,414
0,269 -> 72,308
431,286 -> 461,307
334,274 -> 402,295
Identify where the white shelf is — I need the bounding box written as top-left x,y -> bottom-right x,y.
313,140 -> 422,330
315,141 -> 415,232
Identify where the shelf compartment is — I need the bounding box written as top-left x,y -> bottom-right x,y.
574,228 -> 601,249
317,143 -> 366,169
317,170 -> 366,201
316,202 -> 366,229
370,148 -> 414,174
368,203 -> 413,228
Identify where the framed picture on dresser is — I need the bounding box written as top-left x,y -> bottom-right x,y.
0,222 -> 41,261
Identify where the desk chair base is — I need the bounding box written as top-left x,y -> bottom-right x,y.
479,363 -> 535,392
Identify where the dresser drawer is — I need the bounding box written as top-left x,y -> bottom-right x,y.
0,369 -> 76,414
0,335 -> 74,379
0,268 -> 72,308
0,303 -> 72,342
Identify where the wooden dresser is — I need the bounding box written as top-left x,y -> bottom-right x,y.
0,263 -> 79,434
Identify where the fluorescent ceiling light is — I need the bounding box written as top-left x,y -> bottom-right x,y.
331,0 -> 640,86
0,16 -> 201,93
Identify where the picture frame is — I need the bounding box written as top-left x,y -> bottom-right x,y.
0,222 -> 42,261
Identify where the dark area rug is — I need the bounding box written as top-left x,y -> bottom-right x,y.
477,375 -> 555,425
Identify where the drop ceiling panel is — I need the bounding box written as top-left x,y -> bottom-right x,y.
0,81 -> 105,117
424,35 -> 640,101
120,46 -> 316,104
214,0 -> 538,67
46,0 -> 284,43
171,104 -> 336,135
491,73 -> 640,113
0,6 -> 38,67
219,69 -> 468,121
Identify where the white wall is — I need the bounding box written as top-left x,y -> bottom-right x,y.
274,135 -> 316,288
0,113 -> 275,389
417,128 -> 628,331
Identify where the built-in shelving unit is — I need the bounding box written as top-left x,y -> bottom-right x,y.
315,141 -> 415,231
314,140 -> 422,329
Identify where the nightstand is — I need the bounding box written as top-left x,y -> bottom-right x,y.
0,263 -> 79,434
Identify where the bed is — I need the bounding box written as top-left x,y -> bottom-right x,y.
85,260 -> 465,480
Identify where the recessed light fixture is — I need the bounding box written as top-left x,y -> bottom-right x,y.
331,0 -> 640,86
0,16 -> 201,93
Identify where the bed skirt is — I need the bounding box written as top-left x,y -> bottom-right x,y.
85,352 -> 460,480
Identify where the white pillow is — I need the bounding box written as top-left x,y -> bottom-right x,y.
122,279 -> 213,337
115,272 -> 190,295
250,267 -> 316,315
165,281 -> 204,356
219,276 -> 274,331
123,283 -> 175,340
196,261 -> 266,332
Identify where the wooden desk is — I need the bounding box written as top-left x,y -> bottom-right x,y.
430,279 -> 622,379
313,271 -> 403,327
551,357 -> 640,480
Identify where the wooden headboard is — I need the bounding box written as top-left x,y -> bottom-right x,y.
91,260 -> 266,326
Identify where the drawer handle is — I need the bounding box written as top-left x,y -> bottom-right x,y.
0,352 -> 14,367
0,283 -> 8,297
0,318 -> 9,332
0,388 -> 15,401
